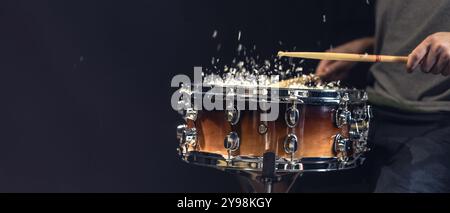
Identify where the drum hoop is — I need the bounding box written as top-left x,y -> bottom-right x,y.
190,85 -> 367,105
181,151 -> 365,173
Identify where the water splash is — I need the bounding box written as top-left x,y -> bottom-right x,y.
203,32 -> 342,89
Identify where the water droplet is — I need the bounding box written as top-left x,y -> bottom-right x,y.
237,44 -> 243,52
216,44 -> 222,51
212,30 -> 218,38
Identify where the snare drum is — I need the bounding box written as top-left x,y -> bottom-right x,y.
176,84 -> 372,173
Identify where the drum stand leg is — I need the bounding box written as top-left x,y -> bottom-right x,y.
259,152 -> 279,193
264,179 -> 273,193
235,172 -> 301,193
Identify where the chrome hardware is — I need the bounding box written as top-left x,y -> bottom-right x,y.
353,107 -> 365,120
334,109 -> 352,127
334,134 -> 352,160
258,122 -> 268,134
179,127 -> 197,146
334,134 -> 352,153
177,107 -> 186,117
176,85 -> 192,116
349,130 -> 360,141
354,140 -> 369,154
176,124 -> 189,155
288,90 -> 309,100
225,108 -> 240,126
362,92 -> 369,101
366,105 -> 373,120
224,132 -> 240,151
190,84 -> 370,105
333,93 -> 352,127
176,124 -> 187,142
185,108 -> 197,121
180,151 -> 366,173
342,92 -> 350,102
351,120 -> 369,131
283,134 -> 298,154
352,105 -> 372,121
285,106 -> 300,128
349,120 -> 366,140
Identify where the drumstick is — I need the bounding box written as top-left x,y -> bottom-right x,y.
278,51 -> 409,63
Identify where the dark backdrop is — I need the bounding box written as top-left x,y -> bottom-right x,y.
0,0 -> 374,192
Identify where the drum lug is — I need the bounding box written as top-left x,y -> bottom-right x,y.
283,134 -> 298,154
185,108 -> 198,122
333,134 -> 352,161
176,85 -> 192,116
285,106 -> 300,128
224,132 -> 240,152
176,124 -> 187,142
333,93 -> 352,127
334,109 -> 352,127
284,134 -> 298,162
225,107 -> 240,126
178,126 -> 197,146
177,125 -> 197,155
177,124 -> 187,156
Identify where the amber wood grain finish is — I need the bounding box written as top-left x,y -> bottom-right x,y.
273,105 -> 338,159
237,111 -> 266,157
301,106 -> 338,158
197,111 -> 231,156
274,104 -> 303,159
197,105 -> 340,159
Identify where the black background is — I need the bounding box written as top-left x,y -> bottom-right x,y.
0,0 -> 374,192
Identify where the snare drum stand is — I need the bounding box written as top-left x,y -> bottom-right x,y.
257,152 -> 281,193
234,152 -> 302,193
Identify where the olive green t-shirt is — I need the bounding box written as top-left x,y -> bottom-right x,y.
367,0 -> 450,112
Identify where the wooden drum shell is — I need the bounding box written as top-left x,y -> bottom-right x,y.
195,104 -> 340,160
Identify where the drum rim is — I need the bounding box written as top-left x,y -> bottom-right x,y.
198,84 -> 363,93
187,85 -> 368,105
181,151 -> 365,173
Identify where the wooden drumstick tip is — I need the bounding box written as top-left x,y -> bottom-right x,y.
277,51 -> 286,57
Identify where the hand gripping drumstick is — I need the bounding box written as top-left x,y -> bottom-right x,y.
278,51 -> 409,63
